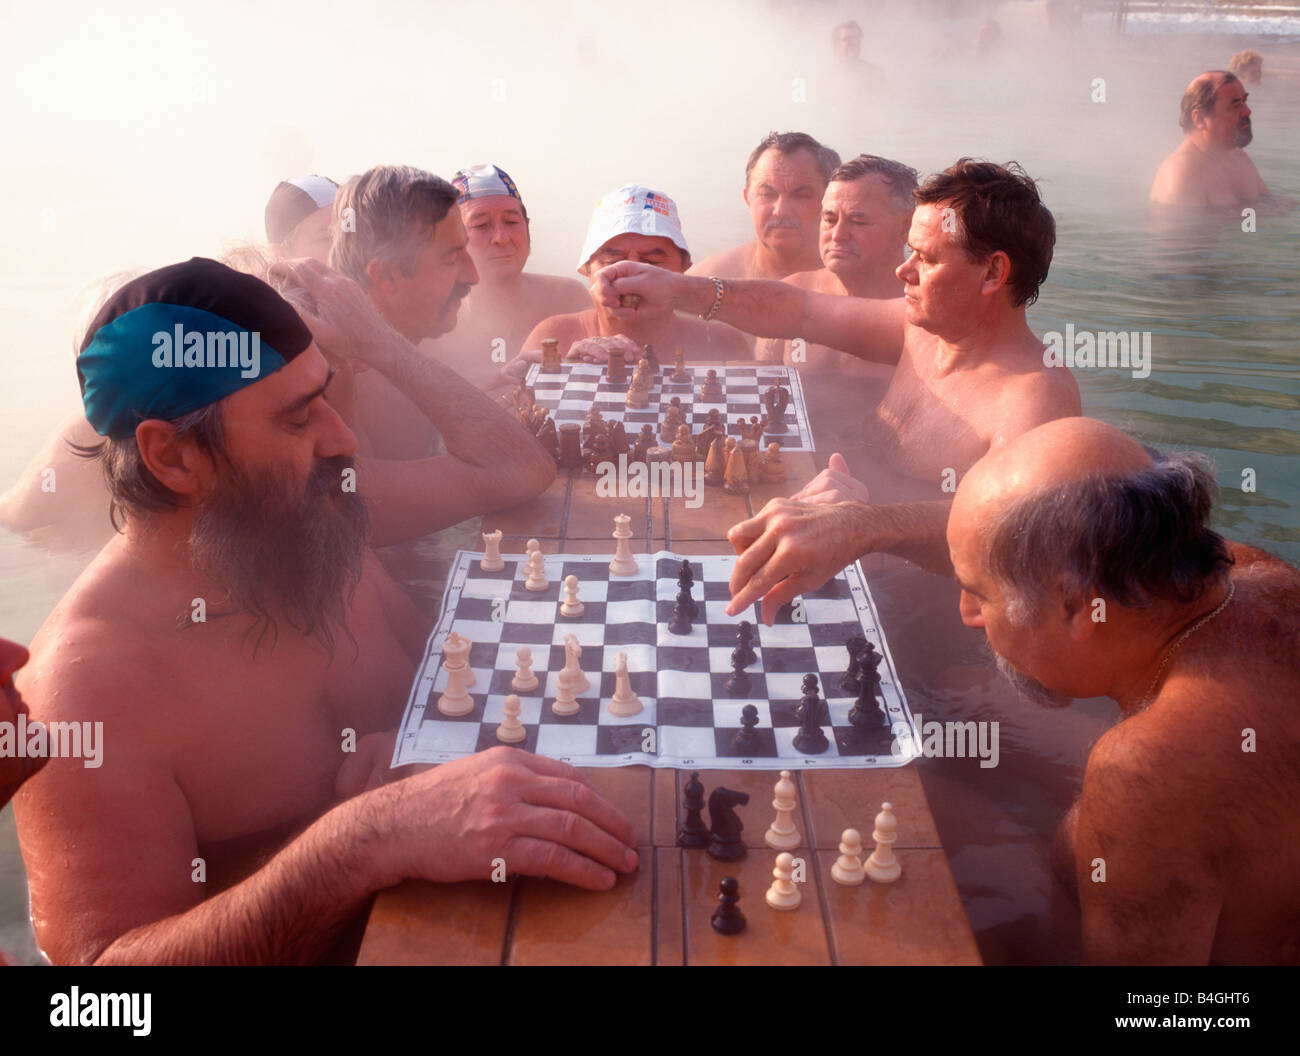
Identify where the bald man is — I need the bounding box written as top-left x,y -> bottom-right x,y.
947,417 -> 1300,965
1150,71 -> 1291,211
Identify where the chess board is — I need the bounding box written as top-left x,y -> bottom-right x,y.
524,362 -> 816,452
392,549 -> 918,771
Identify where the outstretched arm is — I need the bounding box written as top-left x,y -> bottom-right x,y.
272,260 -> 555,546
590,261 -> 907,365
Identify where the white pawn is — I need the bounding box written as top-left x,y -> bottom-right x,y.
556,633 -> 590,694
765,852 -> 802,910
525,538 -> 541,556
831,828 -> 866,886
496,694 -> 526,743
764,770 -> 801,850
865,802 -> 902,883
559,574 -> 584,617
524,548 -> 549,591
511,646 -> 539,692
607,652 -> 643,717
551,679 -> 580,716
480,529 -> 504,572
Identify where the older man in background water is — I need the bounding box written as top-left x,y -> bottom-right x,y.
429,165 -> 589,388
688,131 -> 840,282
1150,70 -> 1292,211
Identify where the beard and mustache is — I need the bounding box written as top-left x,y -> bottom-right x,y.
1236,118 -> 1253,148
983,640 -> 1073,710
188,453 -> 370,656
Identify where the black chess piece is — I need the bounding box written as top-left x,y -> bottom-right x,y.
643,344 -> 659,376
794,672 -> 829,725
677,771 -> 709,849
793,673 -> 830,754
668,587 -> 694,635
711,876 -> 746,935
731,704 -> 761,753
848,656 -> 889,729
707,787 -> 750,860
734,621 -> 757,668
676,563 -> 698,619
724,648 -> 750,695
840,633 -> 868,694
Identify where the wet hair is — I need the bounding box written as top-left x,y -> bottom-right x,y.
744,132 -> 842,187
830,155 -> 919,213
1229,50 -> 1262,77
1179,71 -> 1239,132
330,165 -> 460,285
912,158 -> 1055,307
983,451 -> 1234,625
72,403 -> 230,533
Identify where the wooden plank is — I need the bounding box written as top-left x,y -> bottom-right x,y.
507,847 -> 655,965
581,764 -> 653,848
564,472 -> 650,540
654,848 -> 685,965
681,848 -> 831,965
664,483 -> 750,543
652,766 -> 678,848
819,849 -> 982,966
802,767 -> 941,849
356,879 -> 509,966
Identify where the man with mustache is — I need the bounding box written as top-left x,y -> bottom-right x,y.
946,417 -> 1300,964
687,132 -> 840,282
594,160 -> 1081,623
13,259 -> 638,965
1150,71 -> 1291,210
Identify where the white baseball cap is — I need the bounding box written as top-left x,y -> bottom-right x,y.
578,185 -> 690,270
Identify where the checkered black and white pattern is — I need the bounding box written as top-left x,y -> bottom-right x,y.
392,549 -> 917,770
523,363 -> 815,452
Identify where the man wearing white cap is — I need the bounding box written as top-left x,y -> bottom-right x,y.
266,174 -> 338,263
433,164 -> 588,388
498,185 -> 750,383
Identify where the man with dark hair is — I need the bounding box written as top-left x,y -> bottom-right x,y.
947,417 -> 1300,964
593,159 -> 1080,622
687,131 -> 841,282
830,20 -> 882,78
769,154 -> 917,377
1150,71 -> 1290,210
14,258 -> 635,965
265,175 -> 338,263
329,164 -> 483,459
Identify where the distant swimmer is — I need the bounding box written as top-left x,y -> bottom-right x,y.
949,418 -> 1300,964
431,164 -> 589,388
1229,49 -> 1263,89
1150,71 -> 1293,212
687,132 -> 841,282
768,154 -> 917,378
830,20 -> 883,81
498,184 -> 751,385
265,174 -> 338,263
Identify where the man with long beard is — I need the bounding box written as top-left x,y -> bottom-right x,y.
13,259 -> 638,965
947,417 -> 1300,964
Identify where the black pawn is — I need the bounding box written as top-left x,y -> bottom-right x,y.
668,587 -> 693,635
734,621 -> 757,668
795,672 -> 828,725
731,704 -> 761,753
793,673 -> 830,754
707,787 -> 750,861
725,647 -> 751,695
711,876 -> 746,935
677,771 -> 709,849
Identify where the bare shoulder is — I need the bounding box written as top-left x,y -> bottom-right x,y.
524,273 -> 591,310
1151,143 -> 1205,205
520,310 -> 597,356
687,243 -> 752,279
782,268 -> 832,292
987,354 -> 1081,443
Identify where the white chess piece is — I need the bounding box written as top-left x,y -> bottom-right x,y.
437,632 -> 475,716
607,652 -> 643,717
609,513 -> 638,576
526,538 -> 541,556
765,852 -> 802,910
865,802 -> 901,883
551,679 -> 580,716
524,549 -> 549,591
496,694 -> 526,743
480,529 -> 505,572
511,646 -> 539,692
831,828 -> 866,886
556,633 -> 591,694
559,574 -> 585,617
763,770 -> 801,850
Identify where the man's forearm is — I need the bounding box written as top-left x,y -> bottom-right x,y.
848,500 -> 954,576
95,797 -> 387,966
665,274 -> 811,341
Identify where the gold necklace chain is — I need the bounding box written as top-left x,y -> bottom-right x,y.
1137,581 -> 1235,709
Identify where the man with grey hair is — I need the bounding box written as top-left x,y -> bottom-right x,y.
688,131 -> 841,282
947,416 -> 1300,964
1150,71 -> 1290,210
